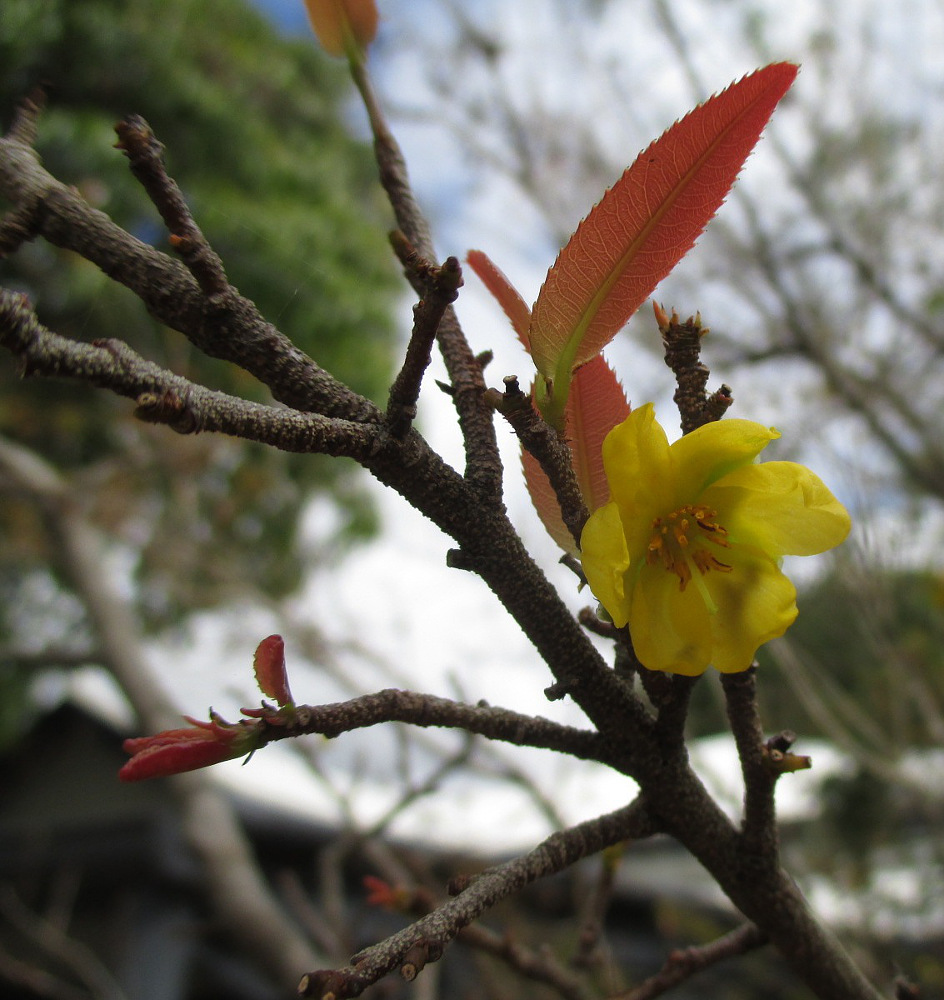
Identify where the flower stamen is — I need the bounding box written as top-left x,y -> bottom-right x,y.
647,504 -> 731,595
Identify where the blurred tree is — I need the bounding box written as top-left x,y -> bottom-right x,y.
761,568 -> 944,750
0,0 -> 399,697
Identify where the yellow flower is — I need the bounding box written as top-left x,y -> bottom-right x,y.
580,404 -> 851,676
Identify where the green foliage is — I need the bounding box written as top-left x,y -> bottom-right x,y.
683,567 -> 944,747
760,569 -> 944,748
0,0 -> 399,629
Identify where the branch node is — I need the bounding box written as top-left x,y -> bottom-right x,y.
400,938 -> 442,981
446,872 -> 477,896
445,548 -> 478,572
766,730 -> 797,753
134,389 -> 200,434
544,680 -> 571,702
657,304 -> 732,432
296,969 -> 347,999
387,246 -> 464,438
559,552 -> 586,583
577,606 -> 619,639
114,115 -> 230,298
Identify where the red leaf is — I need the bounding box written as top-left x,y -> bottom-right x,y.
521,448 -> 573,554
567,356 -> 632,514
119,717 -> 250,781
253,634 -> 293,706
466,249 -> 532,348
529,63 -> 797,422
523,355 -> 630,554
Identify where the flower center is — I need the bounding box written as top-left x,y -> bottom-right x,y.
646,503 -> 732,596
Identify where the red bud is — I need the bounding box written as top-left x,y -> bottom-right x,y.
253,634 -> 294,707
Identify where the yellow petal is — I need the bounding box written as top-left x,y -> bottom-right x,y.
601,403 -> 673,519
704,462 -> 851,557
669,418 -> 780,499
707,545 -> 798,672
580,501 -> 632,627
629,564 -> 713,676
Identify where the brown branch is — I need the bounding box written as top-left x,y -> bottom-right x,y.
0,279 -> 651,765
721,668 -> 778,858
0,292 -> 384,458
387,235 -> 463,438
630,641 -> 697,750
114,115 -> 229,298
0,85 -> 893,1000
607,922 -> 768,1000
298,799 -> 652,998
260,689 -> 608,764
655,305 -> 732,433
349,59 -> 503,498
488,374 -> 590,546
0,116 -> 377,423
1,99 -> 650,760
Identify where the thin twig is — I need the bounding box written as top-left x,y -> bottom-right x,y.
0,292 -> 385,458
349,57 -> 503,498
488,374 -> 590,546
458,923 -> 595,1000
261,689 -> 608,764
114,115 -> 229,298
298,799 -> 652,998
572,850 -> 620,974
655,305 -> 732,433
0,127 -> 378,422
387,236 -> 463,438
607,922 -> 768,1000
363,733 -> 476,840
721,668 -> 778,858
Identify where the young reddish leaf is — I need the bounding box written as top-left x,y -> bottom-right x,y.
567,356 -> 631,515
467,249 -> 532,348
119,716 -> 257,781
521,448 -> 572,553
253,634 -> 294,707
523,355 -> 630,554
529,62 -> 797,427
